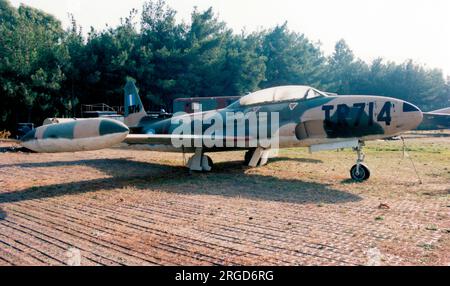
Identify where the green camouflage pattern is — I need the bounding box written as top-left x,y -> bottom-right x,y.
125,81 -> 423,150
21,118 -> 129,153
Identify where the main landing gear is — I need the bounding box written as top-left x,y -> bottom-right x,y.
350,141 -> 371,182
187,148 -> 213,172
244,148 -> 270,167
244,149 -> 259,166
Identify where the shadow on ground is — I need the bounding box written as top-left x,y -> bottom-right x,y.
0,208 -> 6,221
0,147 -> 32,153
0,158 -> 361,205
270,157 -> 323,164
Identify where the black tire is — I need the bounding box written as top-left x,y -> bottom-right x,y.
206,156 -> 214,170
350,164 -> 371,182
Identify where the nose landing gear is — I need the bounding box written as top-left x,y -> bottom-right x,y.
350,141 -> 371,181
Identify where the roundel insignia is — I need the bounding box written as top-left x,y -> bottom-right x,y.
289,103 -> 298,111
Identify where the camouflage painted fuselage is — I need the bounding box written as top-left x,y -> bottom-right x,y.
130,90 -> 423,151
21,84 -> 424,156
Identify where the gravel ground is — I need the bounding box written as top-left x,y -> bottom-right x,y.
0,132 -> 448,266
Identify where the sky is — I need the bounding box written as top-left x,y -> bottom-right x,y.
9,0 -> 450,77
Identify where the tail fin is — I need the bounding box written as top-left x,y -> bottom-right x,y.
124,79 -> 146,127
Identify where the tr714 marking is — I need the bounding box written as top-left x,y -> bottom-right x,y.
322,102 -> 392,126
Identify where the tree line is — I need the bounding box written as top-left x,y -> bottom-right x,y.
1,0 -> 449,131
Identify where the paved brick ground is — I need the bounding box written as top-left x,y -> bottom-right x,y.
0,137 -> 448,266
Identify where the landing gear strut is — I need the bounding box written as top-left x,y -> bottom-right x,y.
187,148 -> 213,172
244,149 -> 260,166
350,141 -> 370,182
244,148 -> 270,167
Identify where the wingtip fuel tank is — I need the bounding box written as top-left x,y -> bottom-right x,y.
21,118 -> 129,153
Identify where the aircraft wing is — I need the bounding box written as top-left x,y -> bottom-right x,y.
124,134 -> 253,146
125,134 -> 183,145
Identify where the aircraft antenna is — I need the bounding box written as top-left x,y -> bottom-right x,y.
401,137 -> 423,184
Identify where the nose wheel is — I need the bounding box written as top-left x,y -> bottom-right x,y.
350,163 -> 370,181
350,142 -> 371,181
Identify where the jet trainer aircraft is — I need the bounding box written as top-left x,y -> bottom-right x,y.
21,81 -> 423,181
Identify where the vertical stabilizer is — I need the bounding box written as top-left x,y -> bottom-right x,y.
124,79 -> 146,127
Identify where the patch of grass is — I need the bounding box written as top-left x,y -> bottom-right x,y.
418,243 -> 435,251
425,225 -> 438,231
375,216 -> 384,221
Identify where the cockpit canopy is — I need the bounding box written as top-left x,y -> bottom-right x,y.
238,86 -> 327,106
